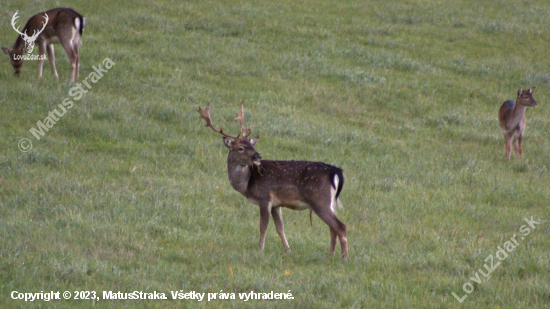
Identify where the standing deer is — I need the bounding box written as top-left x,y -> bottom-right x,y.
198,103 -> 348,260
498,87 -> 538,161
2,8 -> 85,82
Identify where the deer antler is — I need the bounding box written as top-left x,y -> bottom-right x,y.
11,11 -> 26,37
234,101 -> 251,139
198,102 -> 240,139
28,13 -> 49,41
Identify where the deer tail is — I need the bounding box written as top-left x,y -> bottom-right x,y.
330,167 -> 345,212
74,16 -> 85,36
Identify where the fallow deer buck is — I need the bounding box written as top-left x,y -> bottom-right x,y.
198,103 -> 348,260
2,8 -> 85,82
498,87 -> 538,161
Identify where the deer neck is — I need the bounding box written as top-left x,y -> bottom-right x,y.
13,35 -> 25,51
227,162 -> 252,195
512,101 -> 527,123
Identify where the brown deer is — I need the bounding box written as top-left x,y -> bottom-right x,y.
2,8 -> 85,82
198,103 -> 348,260
498,87 -> 538,161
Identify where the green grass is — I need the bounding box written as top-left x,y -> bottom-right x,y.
1,0 -> 549,308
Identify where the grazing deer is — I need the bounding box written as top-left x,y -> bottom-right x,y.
198,103 -> 348,260
498,87 -> 538,161
2,8 -> 85,82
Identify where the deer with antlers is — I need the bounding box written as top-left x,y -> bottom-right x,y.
2,8 -> 85,82
198,103 -> 348,260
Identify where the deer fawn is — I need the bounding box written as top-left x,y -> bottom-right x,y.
198,103 -> 348,260
498,87 -> 538,161
2,8 -> 85,82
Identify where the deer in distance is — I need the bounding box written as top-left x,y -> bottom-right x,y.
198,103 -> 348,260
498,87 -> 538,161
2,8 -> 85,82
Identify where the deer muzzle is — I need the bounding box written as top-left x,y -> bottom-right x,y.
253,153 -> 262,166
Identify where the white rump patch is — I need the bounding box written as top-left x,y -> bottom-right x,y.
330,174 -> 342,213
74,17 -> 81,31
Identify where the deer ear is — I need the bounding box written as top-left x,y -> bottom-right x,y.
249,136 -> 259,146
223,137 -> 234,148
517,87 -> 523,96
529,86 -> 536,94
1,47 -> 10,55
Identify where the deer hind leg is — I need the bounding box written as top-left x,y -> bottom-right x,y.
330,228 -> 337,255
46,44 -> 59,79
311,204 -> 348,260
337,220 -> 348,260
271,207 -> 290,252
73,37 -> 81,80
60,36 -> 78,82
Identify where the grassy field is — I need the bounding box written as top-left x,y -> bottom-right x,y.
1,0 -> 549,308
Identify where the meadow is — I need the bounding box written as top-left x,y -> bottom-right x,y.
1,0 -> 549,308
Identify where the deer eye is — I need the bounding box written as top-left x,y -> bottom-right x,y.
238,147 -> 245,153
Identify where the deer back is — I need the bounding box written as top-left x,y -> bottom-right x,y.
245,160 -> 344,210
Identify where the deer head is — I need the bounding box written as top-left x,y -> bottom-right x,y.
516,87 -> 538,107
11,11 -> 49,54
198,102 -> 261,166
1,46 -> 23,75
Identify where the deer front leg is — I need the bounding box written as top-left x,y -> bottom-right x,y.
504,135 -> 512,161
517,134 -> 523,160
258,204 -> 270,250
512,136 -> 520,160
271,207 -> 290,252
38,42 -> 46,78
